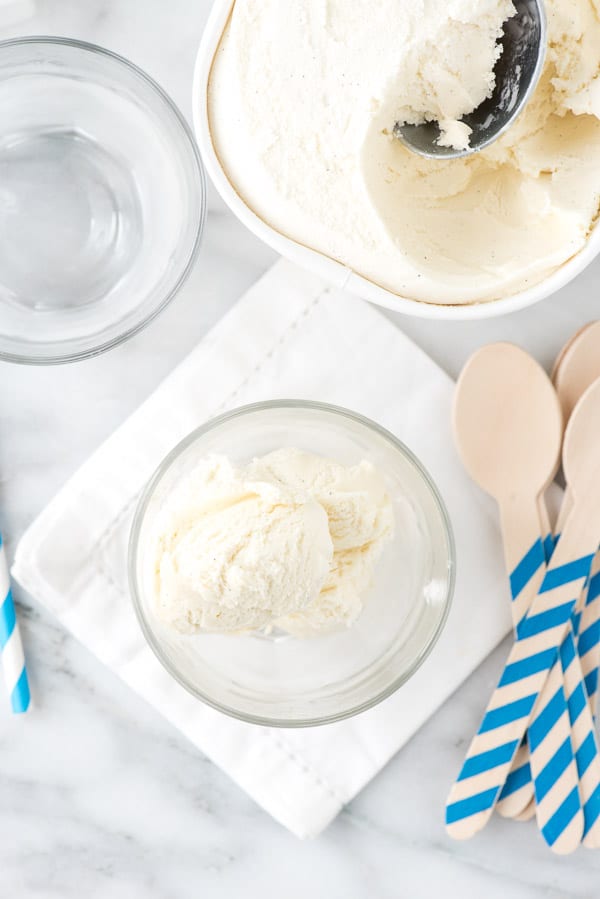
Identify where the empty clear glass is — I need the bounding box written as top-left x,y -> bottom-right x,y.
0,37 -> 206,363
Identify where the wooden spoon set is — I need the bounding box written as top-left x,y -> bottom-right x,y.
446,323 -> 600,855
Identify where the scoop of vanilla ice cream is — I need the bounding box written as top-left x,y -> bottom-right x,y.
249,449 -> 395,636
387,0 -> 515,149
151,456 -> 333,634
547,0 -> 600,117
150,450 -> 394,638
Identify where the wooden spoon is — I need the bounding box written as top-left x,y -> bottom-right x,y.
552,324 -> 600,848
448,377 -> 600,850
554,322 -> 600,424
452,345 -> 583,851
560,378 -> 600,850
453,343 -> 562,606
551,323 -> 595,386
447,345 -> 599,850
501,326 -> 600,823
552,324 -> 600,534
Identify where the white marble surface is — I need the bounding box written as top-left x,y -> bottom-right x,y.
2,1 -> 600,896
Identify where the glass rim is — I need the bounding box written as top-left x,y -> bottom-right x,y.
0,35 -> 206,365
128,399 -> 456,728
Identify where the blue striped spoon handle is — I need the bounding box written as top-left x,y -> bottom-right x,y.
526,646 -> 583,853
502,516 -> 559,825
506,542 -> 583,851
502,527 -> 600,837
541,576 -> 600,850
559,628 -> 600,849
579,558 -> 600,717
497,510 -> 583,838
512,576 -> 598,828
553,489 -> 600,713
445,511 -> 599,840
571,556 -> 600,849
496,502 -> 555,820
0,535 -> 30,713
495,522 -> 570,821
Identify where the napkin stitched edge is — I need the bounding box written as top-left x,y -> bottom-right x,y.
27,279 -> 351,822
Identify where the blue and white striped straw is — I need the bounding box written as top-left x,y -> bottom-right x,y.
0,535 -> 30,714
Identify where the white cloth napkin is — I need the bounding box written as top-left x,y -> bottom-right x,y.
13,260 -> 512,839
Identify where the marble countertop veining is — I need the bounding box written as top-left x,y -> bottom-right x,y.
2,1 -> 600,896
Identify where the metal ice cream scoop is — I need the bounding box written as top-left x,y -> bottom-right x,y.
394,0 -> 546,160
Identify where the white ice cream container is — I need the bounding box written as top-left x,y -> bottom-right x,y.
192,0 -> 600,321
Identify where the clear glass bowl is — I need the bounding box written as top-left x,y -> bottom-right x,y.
129,401 -> 455,727
0,37 -> 206,363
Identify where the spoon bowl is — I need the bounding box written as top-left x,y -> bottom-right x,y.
395,0 -> 546,160
553,322 -> 600,423
563,377 -> 600,498
551,323 -> 595,384
453,343 -> 562,499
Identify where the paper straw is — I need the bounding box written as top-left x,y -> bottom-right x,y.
0,535 -> 30,713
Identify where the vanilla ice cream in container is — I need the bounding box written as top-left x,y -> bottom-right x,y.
197,0 -> 600,316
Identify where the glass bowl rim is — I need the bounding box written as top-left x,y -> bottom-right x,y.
0,35 -> 207,365
128,399 -> 456,727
